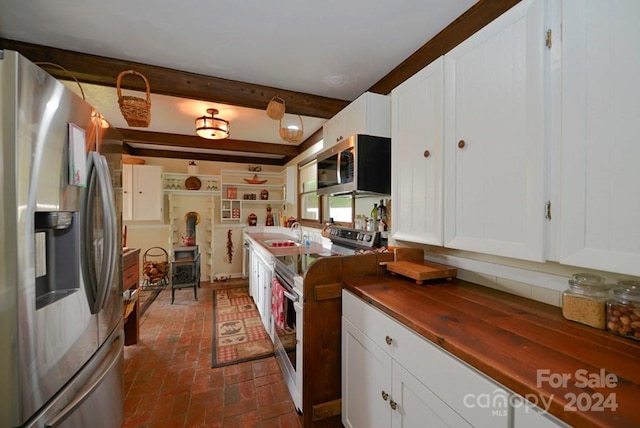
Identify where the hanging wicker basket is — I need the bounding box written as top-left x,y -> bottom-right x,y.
279,115 -> 304,143
266,95 -> 286,120
117,70 -> 151,127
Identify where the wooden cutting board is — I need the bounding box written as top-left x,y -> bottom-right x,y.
385,260 -> 457,284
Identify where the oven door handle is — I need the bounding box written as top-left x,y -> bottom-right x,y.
282,289 -> 299,303
274,271 -> 299,303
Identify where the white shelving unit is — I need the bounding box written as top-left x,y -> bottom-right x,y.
162,172 -> 221,195
220,170 -> 286,224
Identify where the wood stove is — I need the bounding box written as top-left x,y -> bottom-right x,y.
171,246 -> 200,303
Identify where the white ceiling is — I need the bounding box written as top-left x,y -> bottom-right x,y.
0,0 -> 477,151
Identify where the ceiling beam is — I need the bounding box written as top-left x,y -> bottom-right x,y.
0,38 -> 349,119
128,147 -> 285,166
117,129 -> 299,157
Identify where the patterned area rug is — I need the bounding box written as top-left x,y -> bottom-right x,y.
211,287 -> 274,367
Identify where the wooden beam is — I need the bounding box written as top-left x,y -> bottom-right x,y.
116,129 -> 299,157
128,147 -> 285,166
369,0 -> 522,95
298,127 -> 324,154
0,38 -> 349,119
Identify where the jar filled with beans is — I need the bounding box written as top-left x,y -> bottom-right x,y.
606,281 -> 640,341
562,273 -> 612,329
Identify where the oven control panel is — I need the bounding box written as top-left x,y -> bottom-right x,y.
327,226 -> 380,248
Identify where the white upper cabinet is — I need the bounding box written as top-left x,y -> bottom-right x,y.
323,91 -> 391,148
559,0 -> 640,277
391,56 -> 444,246
443,0 -> 548,262
122,164 -> 163,222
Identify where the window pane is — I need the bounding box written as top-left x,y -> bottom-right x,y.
299,161 -> 317,192
324,196 -> 352,223
301,193 -> 319,220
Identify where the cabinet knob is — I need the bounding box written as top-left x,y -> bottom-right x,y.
385,335 -> 393,345
390,399 -> 397,411
381,391 -> 389,401
423,150 -> 430,158
458,140 -> 466,149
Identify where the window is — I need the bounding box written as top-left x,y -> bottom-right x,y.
323,196 -> 353,223
299,160 -> 319,222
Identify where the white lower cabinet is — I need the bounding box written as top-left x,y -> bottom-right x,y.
342,317 -> 391,428
342,290 -> 509,428
511,396 -> 569,428
343,318 -> 469,428
247,242 -> 273,337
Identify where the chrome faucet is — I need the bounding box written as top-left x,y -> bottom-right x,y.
290,222 -> 303,244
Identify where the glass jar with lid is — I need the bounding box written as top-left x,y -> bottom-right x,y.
606,281 -> 640,341
561,273 -> 612,329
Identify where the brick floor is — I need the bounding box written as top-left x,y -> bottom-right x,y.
123,279 -> 301,428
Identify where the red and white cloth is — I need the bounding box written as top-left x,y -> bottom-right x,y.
271,277 -> 286,330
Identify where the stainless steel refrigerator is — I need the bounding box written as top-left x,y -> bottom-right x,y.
0,49 -> 124,427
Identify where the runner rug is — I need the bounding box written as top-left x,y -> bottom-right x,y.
211,287 -> 274,368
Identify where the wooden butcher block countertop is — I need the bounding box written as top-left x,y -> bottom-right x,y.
343,275 -> 640,428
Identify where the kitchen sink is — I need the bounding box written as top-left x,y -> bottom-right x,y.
264,239 -> 300,247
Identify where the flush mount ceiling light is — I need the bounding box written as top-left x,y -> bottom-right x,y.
195,108 -> 230,139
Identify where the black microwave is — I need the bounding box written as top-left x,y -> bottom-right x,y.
316,134 -> 391,196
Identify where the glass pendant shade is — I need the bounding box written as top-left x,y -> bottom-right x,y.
195,108 -> 230,139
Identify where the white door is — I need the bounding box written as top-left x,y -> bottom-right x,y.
342,317 -> 391,428
443,0 -> 547,262
130,165 -> 163,221
392,56 -> 444,245
391,362 -> 472,428
559,0 -> 640,276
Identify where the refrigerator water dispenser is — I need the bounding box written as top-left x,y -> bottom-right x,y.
34,211 -> 80,309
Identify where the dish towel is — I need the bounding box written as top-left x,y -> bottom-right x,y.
271,277 -> 286,330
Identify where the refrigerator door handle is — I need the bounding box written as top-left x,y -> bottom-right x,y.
81,153 -> 100,309
81,152 -> 116,313
94,154 -> 117,310
44,334 -> 123,428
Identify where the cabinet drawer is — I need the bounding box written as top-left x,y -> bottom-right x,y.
123,251 -> 139,270
343,290 -> 509,428
123,264 -> 139,290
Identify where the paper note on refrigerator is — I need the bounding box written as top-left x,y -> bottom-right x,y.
68,123 -> 87,186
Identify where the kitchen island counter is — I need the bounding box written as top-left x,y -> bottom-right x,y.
343,275 -> 640,428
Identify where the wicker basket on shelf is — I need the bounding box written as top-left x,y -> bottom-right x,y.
117,70 -> 151,127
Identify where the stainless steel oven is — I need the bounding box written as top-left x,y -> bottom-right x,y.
272,262 -> 303,411
270,227 -> 388,416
